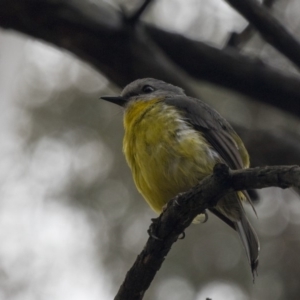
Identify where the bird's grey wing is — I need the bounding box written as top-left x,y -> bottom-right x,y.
165,95 -> 245,170
165,95 -> 255,209
165,95 -> 259,277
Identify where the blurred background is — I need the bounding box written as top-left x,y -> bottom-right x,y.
0,0 -> 300,299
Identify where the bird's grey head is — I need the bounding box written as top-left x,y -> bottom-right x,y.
121,78 -> 185,100
101,78 -> 185,107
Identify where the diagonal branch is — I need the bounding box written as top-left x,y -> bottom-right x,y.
0,0 -> 197,96
1,0 -> 300,117
146,26 -> 300,118
114,164 -> 300,300
224,0 -> 300,69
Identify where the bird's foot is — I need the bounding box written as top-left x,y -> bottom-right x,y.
192,210 -> 209,224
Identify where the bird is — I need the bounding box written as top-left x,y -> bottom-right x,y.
101,78 -> 260,278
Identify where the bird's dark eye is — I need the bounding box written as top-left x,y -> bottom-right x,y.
142,85 -> 155,94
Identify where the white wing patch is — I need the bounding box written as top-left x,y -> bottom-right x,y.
207,148 -> 220,161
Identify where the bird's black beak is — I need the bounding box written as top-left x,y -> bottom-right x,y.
100,96 -> 126,107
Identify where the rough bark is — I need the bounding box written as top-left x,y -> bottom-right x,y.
114,164 -> 300,300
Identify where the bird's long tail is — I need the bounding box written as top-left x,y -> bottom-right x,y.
209,192 -> 260,279
234,213 -> 260,279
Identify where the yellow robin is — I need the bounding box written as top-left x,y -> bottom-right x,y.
101,78 -> 259,276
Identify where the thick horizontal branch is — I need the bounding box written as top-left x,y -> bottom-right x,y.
1,0 -> 300,118
0,0 -> 197,96
224,0 -> 300,69
115,164 -> 300,300
146,26 -> 300,117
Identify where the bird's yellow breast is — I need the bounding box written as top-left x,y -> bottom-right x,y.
123,99 -> 219,213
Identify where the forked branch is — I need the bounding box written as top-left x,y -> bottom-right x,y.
224,0 -> 300,69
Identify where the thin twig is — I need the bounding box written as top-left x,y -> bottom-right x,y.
126,0 -> 154,25
224,0 -> 300,69
225,0 -> 277,49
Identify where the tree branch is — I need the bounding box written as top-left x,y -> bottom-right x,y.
1,0 -> 300,117
114,164 -> 300,300
0,0 -> 197,96
225,0 -> 277,49
224,0 -> 300,69
126,0 -> 154,25
146,26 -> 300,118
